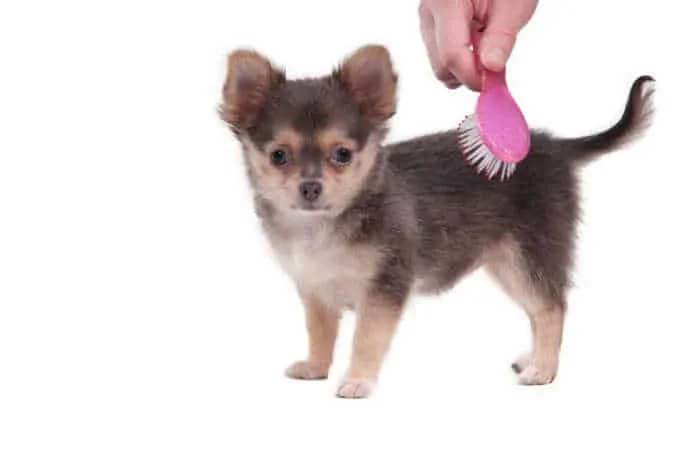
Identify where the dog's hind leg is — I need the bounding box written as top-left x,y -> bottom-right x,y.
485,236 -> 569,385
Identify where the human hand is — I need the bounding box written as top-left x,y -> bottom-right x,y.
419,0 -> 538,90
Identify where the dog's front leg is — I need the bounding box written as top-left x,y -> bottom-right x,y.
285,293 -> 341,381
336,294 -> 404,399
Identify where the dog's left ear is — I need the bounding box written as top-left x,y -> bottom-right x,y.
334,45 -> 398,123
219,49 -> 285,134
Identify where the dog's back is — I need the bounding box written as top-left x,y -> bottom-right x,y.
386,76 -> 655,300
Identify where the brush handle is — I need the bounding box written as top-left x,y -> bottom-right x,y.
468,24 -> 530,165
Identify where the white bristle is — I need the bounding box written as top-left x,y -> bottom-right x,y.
457,115 -> 518,181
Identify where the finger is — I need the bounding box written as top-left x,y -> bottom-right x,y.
480,0 -> 537,71
419,9 -> 461,87
433,4 -> 481,90
444,78 -> 461,89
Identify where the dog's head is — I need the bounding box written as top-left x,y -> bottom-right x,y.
219,45 -> 397,215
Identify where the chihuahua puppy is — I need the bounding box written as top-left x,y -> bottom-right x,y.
219,44 -> 654,399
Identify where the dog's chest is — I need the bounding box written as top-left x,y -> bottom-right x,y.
268,223 -> 379,309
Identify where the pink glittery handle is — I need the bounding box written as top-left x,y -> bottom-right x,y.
471,28 -> 530,164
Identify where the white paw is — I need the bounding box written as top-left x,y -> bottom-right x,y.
336,378 -> 375,399
284,360 -> 329,380
517,362 -> 557,385
511,352 -> 532,374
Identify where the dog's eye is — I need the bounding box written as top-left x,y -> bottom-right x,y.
331,147 -> 353,166
270,149 -> 289,166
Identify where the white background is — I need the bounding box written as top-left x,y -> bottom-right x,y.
1,0 -> 698,463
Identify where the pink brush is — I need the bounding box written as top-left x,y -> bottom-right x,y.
457,30 -> 530,181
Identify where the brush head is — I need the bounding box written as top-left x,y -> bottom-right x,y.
453,24 -> 531,181
457,66 -> 531,181
458,114 -> 518,181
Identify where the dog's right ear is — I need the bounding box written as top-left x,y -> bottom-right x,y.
333,44 -> 398,124
219,49 -> 285,134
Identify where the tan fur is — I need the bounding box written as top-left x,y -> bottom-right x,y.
485,237 -> 565,385
519,308 -> 564,385
242,133 -> 302,211
335,45 -> 398,123
285,294 -> 341,380
322,131 -> 382,214
317,127 -> 359,153
220,50 -> 284,131
263,128 -> 304,154
486,238 -> 546,315
337,294 -> 403,399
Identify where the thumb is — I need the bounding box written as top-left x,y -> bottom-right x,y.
479,0 -> 535,72
479,21 -> 518,72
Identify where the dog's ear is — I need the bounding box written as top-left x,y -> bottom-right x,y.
219,49 -> 285,134
334,45 -> 398,123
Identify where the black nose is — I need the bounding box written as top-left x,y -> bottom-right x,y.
299,181 -> 323,202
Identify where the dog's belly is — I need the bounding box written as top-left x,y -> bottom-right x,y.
412,254 -> 487,295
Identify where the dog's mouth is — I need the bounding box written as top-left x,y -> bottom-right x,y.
291,202 -> 332,213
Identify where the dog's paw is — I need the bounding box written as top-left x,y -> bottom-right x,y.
511,352 -> 532,374
284,360 -> 329,380
516,359 -> 558,385
336,378 -> 375,399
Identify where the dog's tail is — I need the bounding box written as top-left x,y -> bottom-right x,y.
545,75 -> 655,164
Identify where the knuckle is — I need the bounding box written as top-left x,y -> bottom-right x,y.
434,67 -> 455,83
